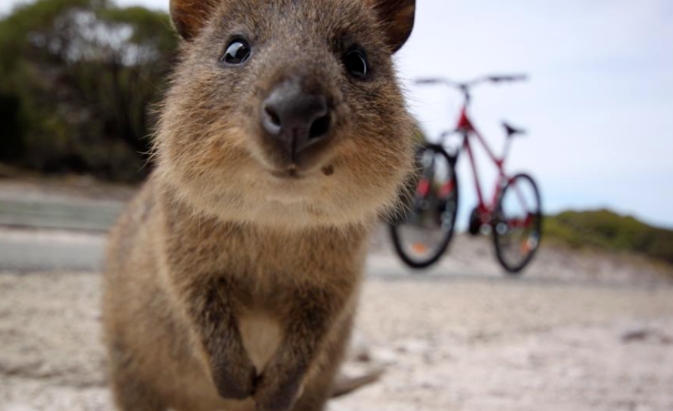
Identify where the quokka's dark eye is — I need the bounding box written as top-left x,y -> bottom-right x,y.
221,39 -> 251,65
343,49 -> 368,79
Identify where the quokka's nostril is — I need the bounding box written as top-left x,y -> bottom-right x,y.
265,106 -> 281,127
309,114 -> 330,139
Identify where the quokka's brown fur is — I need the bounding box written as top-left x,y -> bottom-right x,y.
102,0 -> 416,410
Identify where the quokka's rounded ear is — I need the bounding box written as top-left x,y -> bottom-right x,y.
170,0 -> 218,41
368,0 -> 416,53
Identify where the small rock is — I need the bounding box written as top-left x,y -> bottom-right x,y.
621,326 -> 653,342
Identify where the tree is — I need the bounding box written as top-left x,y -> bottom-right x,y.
0,0 -> 178,181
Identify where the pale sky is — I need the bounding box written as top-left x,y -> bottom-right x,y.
3,0 -> 672,228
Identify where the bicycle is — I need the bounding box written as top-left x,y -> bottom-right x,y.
389,75 -> 542,274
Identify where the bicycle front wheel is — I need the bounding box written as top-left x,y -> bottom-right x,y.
493,173 -> 542,274
389,144 -> 459,269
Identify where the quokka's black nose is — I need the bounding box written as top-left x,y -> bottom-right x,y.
261,80 -> 331,160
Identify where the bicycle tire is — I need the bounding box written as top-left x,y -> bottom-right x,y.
492,173 -> 542,274
389,143 -> 459,269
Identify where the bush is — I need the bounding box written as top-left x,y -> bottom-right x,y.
545,209 -> 673,265
0,0 -> 178,182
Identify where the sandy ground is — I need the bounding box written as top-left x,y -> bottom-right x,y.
1,176 -> 673,410
1,268 -> 672,411
337,280 -> 673,411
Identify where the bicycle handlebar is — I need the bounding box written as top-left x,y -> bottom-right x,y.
415,78 -> 445,85
487,74 -> 528,82
414,74 -> 527,89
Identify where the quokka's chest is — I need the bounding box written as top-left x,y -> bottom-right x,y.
237,310 -> 283,373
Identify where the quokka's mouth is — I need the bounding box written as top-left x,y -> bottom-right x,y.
267,160 -> 335,180
270,166 -> 304,180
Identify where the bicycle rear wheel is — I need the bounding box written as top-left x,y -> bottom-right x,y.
493,173 -> 542,274
389,144 -> 459,269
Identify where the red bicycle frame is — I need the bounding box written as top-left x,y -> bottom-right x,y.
415,74 -> 531,227
456,107 -> 511,220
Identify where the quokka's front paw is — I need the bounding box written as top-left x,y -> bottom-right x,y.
211,356 -> 257,400
253,370 -> 304,411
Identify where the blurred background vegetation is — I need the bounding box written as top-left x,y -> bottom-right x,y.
546,210 -> 673,265
0,0 -> 178,182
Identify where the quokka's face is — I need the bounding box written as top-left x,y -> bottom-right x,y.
157,0 -> 416,227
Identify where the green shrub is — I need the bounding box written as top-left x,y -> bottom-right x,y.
0,0 -> 177,182
545,209 -> 673,265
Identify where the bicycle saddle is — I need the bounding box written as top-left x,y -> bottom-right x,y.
502,121 -> 526,137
